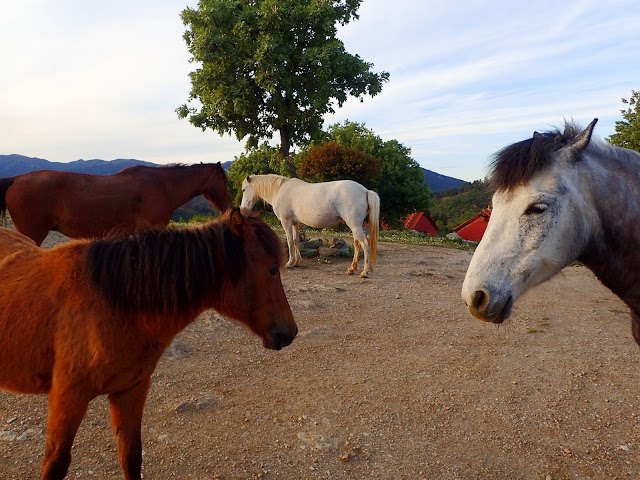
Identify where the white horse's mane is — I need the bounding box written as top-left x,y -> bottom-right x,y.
249,174 -> 288,202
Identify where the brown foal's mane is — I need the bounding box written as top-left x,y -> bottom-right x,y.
84,216 -> 284,314
84,220 -> 236,314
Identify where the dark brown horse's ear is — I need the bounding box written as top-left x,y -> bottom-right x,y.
229,208 -> 247,237
533,131 -> 542,139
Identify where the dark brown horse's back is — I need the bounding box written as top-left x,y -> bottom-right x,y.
2,164 -> 232,246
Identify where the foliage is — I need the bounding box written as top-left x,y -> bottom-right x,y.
226,144 -> 283,205
373,139 -> 431,228
298,141 -> 381,185
317,121 -> 431,227
429,180 -> 492,234
607,90 -> 640,152
177,0 -> 389,161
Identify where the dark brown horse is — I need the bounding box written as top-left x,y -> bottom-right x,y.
0,162 -> 232,246
0,209 -> 297,479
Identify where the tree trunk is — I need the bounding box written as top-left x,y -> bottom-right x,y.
279,126 -> 298,177
279,126 -> 290,159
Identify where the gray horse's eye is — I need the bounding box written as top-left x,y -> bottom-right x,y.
524,203 -> 547,215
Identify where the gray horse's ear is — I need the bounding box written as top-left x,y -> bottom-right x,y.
566,118 -> 597,160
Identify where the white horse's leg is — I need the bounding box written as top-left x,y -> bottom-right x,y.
282,220 -> 297,268
347,238 -> 360,275
291,223 -> 302,266
350,226 -> 371,278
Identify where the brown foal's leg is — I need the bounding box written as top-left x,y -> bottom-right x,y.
108,378 -> 152,480
41,388 -> 90,480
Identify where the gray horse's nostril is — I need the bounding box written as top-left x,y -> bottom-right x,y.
472,290 -> 487,311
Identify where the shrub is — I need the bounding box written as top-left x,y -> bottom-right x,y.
298,141 -> 381,186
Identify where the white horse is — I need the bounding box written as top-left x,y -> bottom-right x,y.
240,174 -> 380,278
462,118 -> 640,348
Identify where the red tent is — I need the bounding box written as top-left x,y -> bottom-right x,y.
404,212 -> 439,237
452,208 -> 492,242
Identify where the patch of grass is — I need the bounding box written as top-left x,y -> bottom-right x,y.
379,230 -> 475,250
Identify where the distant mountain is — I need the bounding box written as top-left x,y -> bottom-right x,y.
0,154 -> 156,177
221,160 -> 233,172
422,168 -> 467,192
0,155 -> 467,195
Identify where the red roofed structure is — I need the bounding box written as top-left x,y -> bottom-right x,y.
404,212 -> 439,237
452,208 -> 492,242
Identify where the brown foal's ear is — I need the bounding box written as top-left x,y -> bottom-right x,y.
229,208 -> 247,237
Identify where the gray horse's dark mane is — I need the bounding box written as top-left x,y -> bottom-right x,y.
490,121 -> 640,192
489,125 -> 570,192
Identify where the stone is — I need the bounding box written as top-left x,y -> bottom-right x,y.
0,431 -> 17,441
17,428 -> 42,441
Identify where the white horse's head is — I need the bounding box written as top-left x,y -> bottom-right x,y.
462,119 -> 599,323
240,175 -> 258,212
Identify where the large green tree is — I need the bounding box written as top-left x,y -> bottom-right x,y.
607,90 -> 640,152
177,0 -> 389,163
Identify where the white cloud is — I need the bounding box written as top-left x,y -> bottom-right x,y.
1,0 -> 639,182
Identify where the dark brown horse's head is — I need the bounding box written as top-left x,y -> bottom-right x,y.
202,162 -> 233,212
215,209 -> 297,349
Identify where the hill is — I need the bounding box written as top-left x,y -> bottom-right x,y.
422,168 -> 467,192
429,180 -> 492,234
0,154 -> 156,177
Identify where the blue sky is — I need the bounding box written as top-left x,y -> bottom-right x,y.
1,1 -> 638,182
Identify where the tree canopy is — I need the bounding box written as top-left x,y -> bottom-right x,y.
607,90 -> 640,152
177,0 -> 389,161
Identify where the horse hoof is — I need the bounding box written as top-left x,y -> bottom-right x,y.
346,269 -> 355,275
359,272 -> 369,278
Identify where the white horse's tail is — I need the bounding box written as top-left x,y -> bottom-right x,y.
366,190 -> 380,265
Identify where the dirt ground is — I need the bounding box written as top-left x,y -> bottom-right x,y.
1,229 -> 640,480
